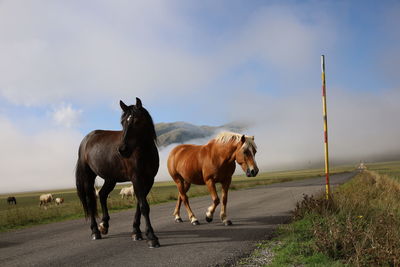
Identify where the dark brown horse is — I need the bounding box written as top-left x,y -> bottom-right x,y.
75,98 -> 160,248
168,132 -> 259,226
7,196 -> 16,205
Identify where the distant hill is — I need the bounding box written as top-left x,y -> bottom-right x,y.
155,122 -> 246,147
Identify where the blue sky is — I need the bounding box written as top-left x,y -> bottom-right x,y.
0,0 -> 399,192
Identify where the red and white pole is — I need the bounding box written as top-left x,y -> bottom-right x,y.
321,55 -> 331,199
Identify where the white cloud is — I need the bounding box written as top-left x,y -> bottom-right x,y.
52,103 -> 82,128
0,1 -> 336,106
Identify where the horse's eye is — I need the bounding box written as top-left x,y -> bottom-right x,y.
127,115 -> 132,122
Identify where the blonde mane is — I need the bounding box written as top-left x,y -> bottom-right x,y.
212,132 -> 257,151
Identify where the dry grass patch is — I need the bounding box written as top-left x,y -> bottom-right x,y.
294,171 -> 400,266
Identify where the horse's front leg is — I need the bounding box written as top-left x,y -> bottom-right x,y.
98,179 -> 116,235
205,179 -> 220,223
220,181 -> 232,226
132,201 -> 143,241
137,193 -> 160,248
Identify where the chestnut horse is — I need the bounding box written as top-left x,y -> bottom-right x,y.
168,132 -> 259,226
75,98 -> 160,248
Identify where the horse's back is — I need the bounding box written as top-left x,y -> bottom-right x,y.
78,130 -> 123,177
168,144 -> 207,184
79,130 -> 121,154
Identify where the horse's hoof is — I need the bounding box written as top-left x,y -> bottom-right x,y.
132,233 -> 143,241
205,216 -> 213,223
91,233 -> 102,240
192,220 -> 200,226
224,220 -> 233,226
175,218 -> 183,223
147,239 -> 160,248
98,223 -> 108,235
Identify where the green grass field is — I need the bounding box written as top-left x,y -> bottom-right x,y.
0,165 -> 354,233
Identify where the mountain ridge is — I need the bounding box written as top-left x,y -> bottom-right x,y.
155,121 -> 246,147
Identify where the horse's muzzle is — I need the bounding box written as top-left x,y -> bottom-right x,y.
246,168 -> 259,177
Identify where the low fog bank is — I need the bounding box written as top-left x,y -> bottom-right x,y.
224,88 -> 400,174
0,115 -> 82,194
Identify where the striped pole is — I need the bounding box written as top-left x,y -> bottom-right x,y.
321,55 -> 330,199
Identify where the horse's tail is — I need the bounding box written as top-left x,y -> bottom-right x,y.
75,151 -> 97,219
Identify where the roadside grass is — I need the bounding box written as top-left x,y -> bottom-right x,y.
0,165 -> 353,233
240,161 -> 400,266
366,160 -> 400,181
238,218 -> 343,267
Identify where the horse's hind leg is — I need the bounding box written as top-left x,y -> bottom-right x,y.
173,181 -> 191,223
98,179 -> 116,235
174,177 -> 199,225
86,178 -> 101,239
76,161 -> 100,240
220,181 -> 232,226
205,179 -> 220,223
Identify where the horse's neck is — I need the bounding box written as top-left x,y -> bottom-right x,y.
212,141 -> 238,165
125,133 -> 155,147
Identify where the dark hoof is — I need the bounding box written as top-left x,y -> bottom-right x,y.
175,218 -> 183,223
192,220 -> 200,226
91,233 -> 102,240
98,224 -> 108,235
147,239 -> 160,248
205,216 -> 213,223
224,220 -> 233,226
132,233 -> 143,241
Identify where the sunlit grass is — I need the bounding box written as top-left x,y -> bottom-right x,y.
253,160 -> 400,266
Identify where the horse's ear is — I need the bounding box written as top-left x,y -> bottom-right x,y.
120,100 -> 129,112
251,136 -> 255,141
136,97 -> 142,109
241,135 -> 246,143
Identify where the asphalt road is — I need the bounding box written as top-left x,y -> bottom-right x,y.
0,172 -> 356,267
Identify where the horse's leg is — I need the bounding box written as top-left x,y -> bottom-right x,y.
220,180 -> 232,226
175,178 -> 199,225
173,181 -> 191,223
132,200 -> 143,241
205,179 -> 220,223
98,179 -> 116,235
134,183 -> 160,248
85,179 -> 101,240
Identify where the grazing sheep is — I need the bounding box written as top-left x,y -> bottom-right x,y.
119,186 -> 134,199
7,196 -> 17,205
55,197 -> 64,205
39,193 -> 54,207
